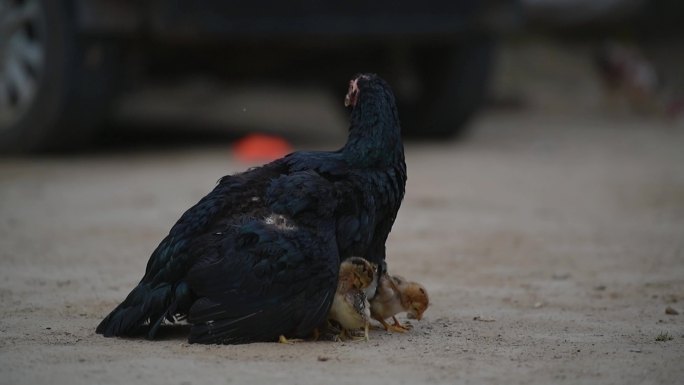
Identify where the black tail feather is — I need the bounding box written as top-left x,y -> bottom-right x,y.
96,283 -> 172,338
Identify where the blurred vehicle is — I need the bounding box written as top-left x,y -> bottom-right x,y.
521,0 -> 645,27
0,0 -> 521,152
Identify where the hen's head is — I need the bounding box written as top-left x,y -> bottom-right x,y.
342,73 -> 403,165
344,73 -> 394,108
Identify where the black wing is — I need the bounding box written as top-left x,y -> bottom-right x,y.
186,218 -> 338,344
186,171 -> 340,344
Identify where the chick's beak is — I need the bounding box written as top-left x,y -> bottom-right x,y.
407,311 -> 423,321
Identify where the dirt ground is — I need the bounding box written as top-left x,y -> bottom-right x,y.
1,112 -> 683,385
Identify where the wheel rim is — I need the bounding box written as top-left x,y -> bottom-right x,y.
0,0 -> 45,129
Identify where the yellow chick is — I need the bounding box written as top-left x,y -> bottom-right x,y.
370,273 -> 429,333
328,257 -> 375,341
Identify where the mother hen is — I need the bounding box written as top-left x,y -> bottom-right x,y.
96,73 -> 406,344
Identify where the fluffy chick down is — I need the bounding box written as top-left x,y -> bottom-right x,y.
328,257 -> 376,340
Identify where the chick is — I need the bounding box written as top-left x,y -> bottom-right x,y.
328,257 -> 376,341
370,273 -> 429,333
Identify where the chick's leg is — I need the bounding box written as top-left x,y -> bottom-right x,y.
391,316 -> 412,332
376,317 -> 408,333
392,316 -> 413,332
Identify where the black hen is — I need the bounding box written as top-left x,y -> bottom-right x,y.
96,73 -> 406,344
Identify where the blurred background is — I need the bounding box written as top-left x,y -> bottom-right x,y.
2,2 -> 684,383
1,0 -> 682,153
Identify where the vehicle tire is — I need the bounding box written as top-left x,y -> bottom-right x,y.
0,0 -> 120,153
395,38 -> 494,139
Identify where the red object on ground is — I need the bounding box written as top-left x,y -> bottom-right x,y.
232,134 -> 293,163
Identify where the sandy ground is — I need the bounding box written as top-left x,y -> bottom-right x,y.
1,112 -> 683,385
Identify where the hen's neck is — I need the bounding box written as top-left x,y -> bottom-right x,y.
342,96 -> 404,168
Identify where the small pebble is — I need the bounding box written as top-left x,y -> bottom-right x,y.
665,306 -> 679,315
317,356 -> 329,362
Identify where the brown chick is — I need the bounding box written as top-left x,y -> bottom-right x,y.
328,257 -> 376,341
370,273 -> 429,333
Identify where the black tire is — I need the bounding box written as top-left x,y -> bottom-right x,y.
395,38 -> 494,139
0,0 -> 120,153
